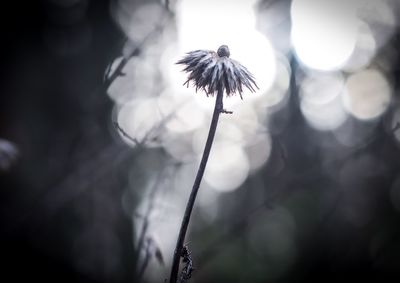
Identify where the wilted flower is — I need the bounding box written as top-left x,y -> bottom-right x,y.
176,45 -> 258,99
170,45 -> 259,283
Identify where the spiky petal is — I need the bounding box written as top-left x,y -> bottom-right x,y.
176,45 -> 258,98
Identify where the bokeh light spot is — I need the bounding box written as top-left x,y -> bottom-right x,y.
204,142 -> 250,192
177,0 -> 276,98
291,0 -> 358,71
114,2 -> 165,45
245,131 -> 272,172
254,54 -> 291,109
343,69 -> 391,120
157,91 -> 206,134
343,21 -> 377,72
300,72 -> 348,131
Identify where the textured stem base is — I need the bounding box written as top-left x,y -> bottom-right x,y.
169,90 -> 224,283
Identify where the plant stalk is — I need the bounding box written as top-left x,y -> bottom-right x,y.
169,89 -> 224,283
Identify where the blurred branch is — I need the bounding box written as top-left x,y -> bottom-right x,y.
113,102 -> 178,148
137,236 -> 166,282
137,243 -> 151,283
134,159 -> 183,281
103,9 -> 173,90
135,168 -> 167,277
103,38 -> 138,90
3,110 -> 176,237
114,122 -> 139,145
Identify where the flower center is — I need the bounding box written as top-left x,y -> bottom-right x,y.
217,45 -> 230,58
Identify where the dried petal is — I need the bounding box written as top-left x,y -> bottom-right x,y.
176,45 -> 258,97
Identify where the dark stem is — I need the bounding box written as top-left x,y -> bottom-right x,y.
169,89 -> 224,283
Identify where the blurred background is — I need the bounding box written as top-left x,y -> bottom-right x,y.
1,0 -> 400,282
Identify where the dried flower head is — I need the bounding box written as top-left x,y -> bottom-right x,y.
176,45 -> 258,99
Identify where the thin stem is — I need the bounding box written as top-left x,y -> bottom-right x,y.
169,89 -> 224,283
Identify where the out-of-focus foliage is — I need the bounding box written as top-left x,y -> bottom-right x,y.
0,139 -> 19,171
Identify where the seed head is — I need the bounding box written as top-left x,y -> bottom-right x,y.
176,45 -> 258,99
217,45 -> 230,58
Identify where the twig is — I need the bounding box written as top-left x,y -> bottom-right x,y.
169,89 -> 224,283
113,101 -> 180,148
134,168 -> 167,275
114,122 -> 139,145
137,238 -> 152,282
103,39 -> 138,90
103,10 -> 172,90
